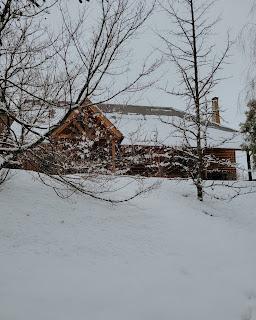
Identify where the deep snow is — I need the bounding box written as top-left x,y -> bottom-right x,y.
1,170 -> 256,320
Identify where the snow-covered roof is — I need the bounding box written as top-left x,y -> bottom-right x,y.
10,102 -> 69,144
99,104 -> 243,150
10,101 -> 243,150
10,101 -> 123,144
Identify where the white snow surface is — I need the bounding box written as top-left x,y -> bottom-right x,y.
105,112 -> 243,149
1,170 -> 256,320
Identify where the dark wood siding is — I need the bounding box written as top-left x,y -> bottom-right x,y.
116,145 -> 237,180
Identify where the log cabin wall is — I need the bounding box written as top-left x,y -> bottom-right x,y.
15,123 -> 237,181
115,145 -> 185,178
17,141 -> 237,180
19,138 -> 116,175
17,107 -> 121,175
116,145 -> 237,180
205,148 -> 236,180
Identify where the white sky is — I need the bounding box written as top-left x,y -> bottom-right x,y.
50,0 -> 253,129
128,0 -> 254,130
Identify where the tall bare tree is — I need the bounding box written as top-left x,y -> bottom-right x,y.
158,0 -> 231,201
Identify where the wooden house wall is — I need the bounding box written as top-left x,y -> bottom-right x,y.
205,148 -> 236,180
16,140 -> 237,181
19,138 -> 115,175
116,145 -> 237,180
17,108 -> 118,175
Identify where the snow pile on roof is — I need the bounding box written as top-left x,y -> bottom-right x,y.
10,101 -> 243,149
0,170 -> 256,320
10,104 -> 69,143
105,112 -> 243,149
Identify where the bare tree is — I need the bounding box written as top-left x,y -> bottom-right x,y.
158,0 -> 232,201
0,0 -> 158,201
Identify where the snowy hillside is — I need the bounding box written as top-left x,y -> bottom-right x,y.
1,171 -> 256,320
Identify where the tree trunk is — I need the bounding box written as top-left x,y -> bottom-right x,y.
196,182 -> 203,201
191,0 -> 204,201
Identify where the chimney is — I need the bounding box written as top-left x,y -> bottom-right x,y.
212,97 -> 220,125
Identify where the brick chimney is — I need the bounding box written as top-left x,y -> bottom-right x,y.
212,97 -> 220,125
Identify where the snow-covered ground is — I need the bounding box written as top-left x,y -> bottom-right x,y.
1,170 -> 256,320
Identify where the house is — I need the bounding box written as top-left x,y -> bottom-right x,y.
7,100 -> 123,174
4,98 -> 243,180
98,98 -> 242,180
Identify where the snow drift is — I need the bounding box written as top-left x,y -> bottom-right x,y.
0,170 -> 256,320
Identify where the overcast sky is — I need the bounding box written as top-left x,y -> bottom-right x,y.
128,0 -> 254,129
51,0 -> 253,129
